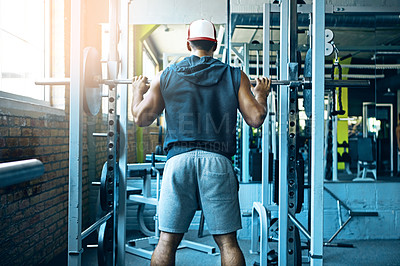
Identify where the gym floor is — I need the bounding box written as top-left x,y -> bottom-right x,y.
47,230 -> 400,266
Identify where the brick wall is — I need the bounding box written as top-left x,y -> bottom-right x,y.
0,111 -> 71,265
0,103 -> 154,265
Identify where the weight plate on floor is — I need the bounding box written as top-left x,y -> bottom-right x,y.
83,47 -> 102,116
98,217 -> 113,266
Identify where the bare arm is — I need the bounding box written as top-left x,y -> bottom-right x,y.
238,70 -> 271,128
131,72 -> 165,127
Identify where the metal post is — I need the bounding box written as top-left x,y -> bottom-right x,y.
118,0 -> 129,264
68,0 -> 83,264
242,43 -> 250,183
311,0 -> 325,264
226,0 -> 231,64
278,0 -> 289,265
287,1 -> 299,264
108,0 -> 119,265
262,2 -> 271,207
332,115 -> 338,181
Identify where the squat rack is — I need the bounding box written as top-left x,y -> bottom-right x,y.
247,1 -> 324,265
67,0 -> 130,265
66,0 -> 326,265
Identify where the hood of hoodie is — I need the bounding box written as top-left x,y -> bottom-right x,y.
170,55 -> 228,87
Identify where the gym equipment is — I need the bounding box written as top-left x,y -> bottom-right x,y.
324,187 -> 378,243
337,141 -> 352,175
82,47 -> 102,116
330,43 -> 346,116
0,159 -> 44,188
97,217 -> 114,266
355,137 -> 377,181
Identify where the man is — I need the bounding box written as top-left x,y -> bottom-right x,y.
131,19 -> 270,266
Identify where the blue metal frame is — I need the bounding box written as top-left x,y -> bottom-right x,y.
118,0 -> 129,264
68,0 -> 83,264
310,1 -> 325,264
278,0 -> 289,264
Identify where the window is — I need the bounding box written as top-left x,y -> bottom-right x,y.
0,0 -> 64,107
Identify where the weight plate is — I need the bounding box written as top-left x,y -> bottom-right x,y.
100,162 -> 113,212
83,47 -> 102,116
294,227 -> 302,266
325,43 -> 334,57
325,29 -> 334,42
98,217 -> 113,266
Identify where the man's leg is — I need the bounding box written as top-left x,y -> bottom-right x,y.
150,231 -> 184,266
213,231 -> 245,266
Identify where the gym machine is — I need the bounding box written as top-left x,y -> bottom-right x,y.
246,1 -> 370,266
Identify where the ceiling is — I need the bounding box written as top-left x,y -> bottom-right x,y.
144,12 -> 400,88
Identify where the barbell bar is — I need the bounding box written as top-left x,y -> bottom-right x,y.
35,77 -> 369,89
35,46 -> 369,116
35,78 -> 134,86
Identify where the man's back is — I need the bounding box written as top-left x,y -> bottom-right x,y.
160,55 -> 241,158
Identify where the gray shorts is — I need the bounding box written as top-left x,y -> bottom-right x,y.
158,150 -> 242,235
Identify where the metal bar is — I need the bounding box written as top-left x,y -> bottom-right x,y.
332,115 -> 338,181
118,0 -> 129,264
128,195 -> 158,205
0,159 -> 44,188
289,0 -> 298,63
278,0 -> 289,264
226,0 -> 231,64
179,240 -> 216,254
108,0 -> 119,264
262,2 -> 270,208
324,79 -> 369,88
327,216 -> 352,243
35,77 -> 369,88
231,47 -> 244,63
81,211 -> 113,240
270,3 -> 334,14
251,79 -> 370,88
286,2 -> 298,264
332,5 -> 400,13
324,186 -> 351,211
288,213 -> 311,241
68,0 -> 83,264
154,168 -> 161,237
254,8 -> 271,255
337,200 -> 343,227
242,43 -> 250,183
310,0 -> 325,264
35,78 -> 71,85
125,245 -> 153,260
93,133 -> 108,137
127,163 -> 166,171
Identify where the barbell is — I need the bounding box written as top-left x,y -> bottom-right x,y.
35,46 -> 370,116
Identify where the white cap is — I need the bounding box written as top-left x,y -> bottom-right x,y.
187,19 -> 217,43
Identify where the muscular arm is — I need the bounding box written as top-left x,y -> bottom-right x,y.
131,72 -> 165,127
238,70 -> 271,128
